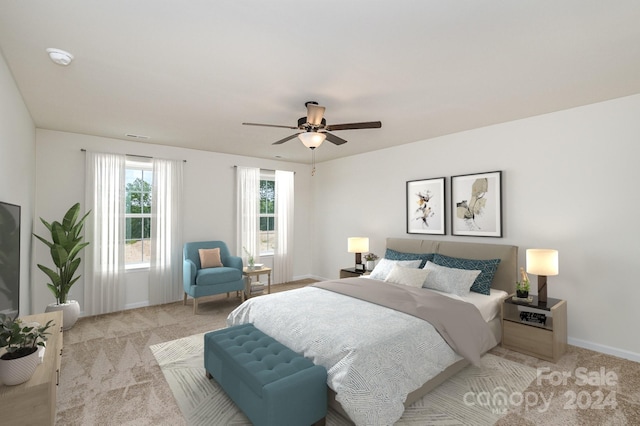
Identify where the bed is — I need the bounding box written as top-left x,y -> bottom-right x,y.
227,238 -> 517,425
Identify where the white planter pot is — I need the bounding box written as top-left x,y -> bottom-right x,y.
45,300 -> 80,330
366,260 -> 376,271
0,348 -> 40,386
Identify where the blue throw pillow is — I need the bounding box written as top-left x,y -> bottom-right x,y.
432,254 -> 500,295
385,248 -> 434,269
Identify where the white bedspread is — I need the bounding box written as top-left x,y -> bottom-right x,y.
227,286 -> 462,425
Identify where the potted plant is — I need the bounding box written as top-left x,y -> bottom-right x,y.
243,246 -> 255,270
0,313 -> 53,385
363,253 -> 379,271
33,203 -> 91,330
516,267 -> 530,298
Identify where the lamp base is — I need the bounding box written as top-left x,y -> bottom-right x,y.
355,252 -> 362,267
537,275 -> 548,305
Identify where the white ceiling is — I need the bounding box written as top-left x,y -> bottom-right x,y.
1,1 -> 640,164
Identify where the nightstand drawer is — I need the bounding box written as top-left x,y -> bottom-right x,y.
503,320 -> 554,359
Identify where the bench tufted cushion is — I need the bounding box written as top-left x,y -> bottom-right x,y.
206,323 -> 315,397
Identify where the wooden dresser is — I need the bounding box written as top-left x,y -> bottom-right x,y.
0,310 -> 63,425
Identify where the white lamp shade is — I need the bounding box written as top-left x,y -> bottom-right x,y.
298,132 -> 326,149
526,249 -> 559,276
347,237 -> 369,253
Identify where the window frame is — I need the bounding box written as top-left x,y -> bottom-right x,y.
259,171 -> 275,256
125,159 -> 153,270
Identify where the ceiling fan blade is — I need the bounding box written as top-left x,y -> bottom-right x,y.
306,104 -> 326,126
324,132 -> 348,145
243,122 -> 299,130
272,133 -> 300,145
325,121 -> 382,131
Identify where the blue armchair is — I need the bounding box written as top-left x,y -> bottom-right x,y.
183,241 -> 245,314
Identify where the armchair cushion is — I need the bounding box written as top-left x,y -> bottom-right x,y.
199,248 -> 223,268
196,267 -> 243,287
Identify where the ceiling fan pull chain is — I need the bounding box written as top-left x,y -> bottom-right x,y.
311,149 -> 316,176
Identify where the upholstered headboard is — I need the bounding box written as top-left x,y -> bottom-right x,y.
386,238 -> 518,294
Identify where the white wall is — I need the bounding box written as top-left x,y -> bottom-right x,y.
314,94 -> 640,361
0,51 -> 36,316
33,130 -> 313,312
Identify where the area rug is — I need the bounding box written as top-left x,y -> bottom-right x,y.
151,333 -> 537,426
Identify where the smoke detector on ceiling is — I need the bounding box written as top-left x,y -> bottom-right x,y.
46,48 -> 74,66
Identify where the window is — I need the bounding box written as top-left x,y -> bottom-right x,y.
259,176 -> 275,255
125,161 -> 153,267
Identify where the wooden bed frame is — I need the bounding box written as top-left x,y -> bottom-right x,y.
328,237 -> 518,421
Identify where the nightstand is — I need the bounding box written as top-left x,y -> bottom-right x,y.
339,267 -> 366,278
501,295 -> 567,362
243,267 -> 271,299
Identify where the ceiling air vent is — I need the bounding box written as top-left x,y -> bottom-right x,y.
125,133 -> 150,140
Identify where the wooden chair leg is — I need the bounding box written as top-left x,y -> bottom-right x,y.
226,292 -> 230,298
183,292 -> 187,305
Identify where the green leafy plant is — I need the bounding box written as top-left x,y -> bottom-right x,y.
516,279 -> 530,293
33,203 -> 91,305
363,253 -> 379,262
242,246 -> 254,268
0,313 -> 53,360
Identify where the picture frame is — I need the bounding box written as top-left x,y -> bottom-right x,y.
355,264 -> 365,272
451,171 -> 502,237
406,177 -> 446,235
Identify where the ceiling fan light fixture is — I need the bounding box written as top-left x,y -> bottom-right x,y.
298,131 -> 326,149
46,48 -> 74,66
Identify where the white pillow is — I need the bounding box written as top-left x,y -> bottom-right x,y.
422,261 -> 481,297
385,264 -> 431,288
368,258 -> 421,281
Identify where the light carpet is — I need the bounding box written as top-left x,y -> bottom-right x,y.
151,333 -> 537,426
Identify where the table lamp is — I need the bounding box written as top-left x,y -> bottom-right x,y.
347,237 -> 369,270
526,249 -> 559,305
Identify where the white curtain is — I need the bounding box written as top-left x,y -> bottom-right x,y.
84,152 -> 126,316
149,158 -> 184,305
274,170 -> 294,283
236,166 -> 260,266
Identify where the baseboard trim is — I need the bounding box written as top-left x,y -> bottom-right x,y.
292,274 -> 328,282
569,337 -> 640,363
125,301 -> 150,310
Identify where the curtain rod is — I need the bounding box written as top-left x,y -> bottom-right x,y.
81,149 -> 186,162
232,166 -> 295,174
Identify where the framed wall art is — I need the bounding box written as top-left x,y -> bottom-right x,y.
406,177 -> 446,235
451,171 -> 502,237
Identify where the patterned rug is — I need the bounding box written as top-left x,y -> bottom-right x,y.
151,333 -> 537,426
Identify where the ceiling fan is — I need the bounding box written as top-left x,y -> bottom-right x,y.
242,101 -> 382,149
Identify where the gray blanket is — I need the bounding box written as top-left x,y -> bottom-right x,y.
313,277 -> 497,366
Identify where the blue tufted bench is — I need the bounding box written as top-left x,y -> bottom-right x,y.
204,323 -> 327,426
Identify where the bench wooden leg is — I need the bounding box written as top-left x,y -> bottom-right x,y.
183,292 -> 187,305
